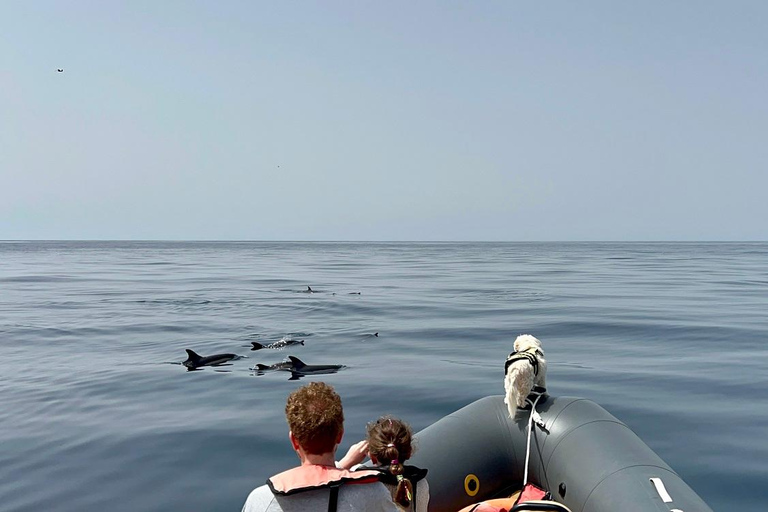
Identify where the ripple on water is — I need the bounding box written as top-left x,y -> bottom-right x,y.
1,242 -> 767,511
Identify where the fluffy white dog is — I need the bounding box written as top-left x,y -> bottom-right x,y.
504,334 -> 547,417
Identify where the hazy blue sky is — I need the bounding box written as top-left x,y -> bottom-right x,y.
2,2 -> 766,240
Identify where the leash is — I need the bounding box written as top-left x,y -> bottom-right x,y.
522,392 -> 548,486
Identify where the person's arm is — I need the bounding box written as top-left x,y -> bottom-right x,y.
337,440 -> 369,469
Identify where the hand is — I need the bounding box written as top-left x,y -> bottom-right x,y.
337,440 -> 369,469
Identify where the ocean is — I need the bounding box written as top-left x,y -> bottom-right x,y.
1,241 -> 766,511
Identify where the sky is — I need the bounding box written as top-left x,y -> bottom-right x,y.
1,1 -> 766,241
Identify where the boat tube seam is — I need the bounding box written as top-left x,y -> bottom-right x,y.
545,399 -> 625,436
523,398 -> 587,489
547,398 -> 589,425
534,398 -> 588,463
541,419 -> 628,477
541,399 -> 605,451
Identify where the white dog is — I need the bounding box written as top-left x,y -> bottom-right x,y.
504,334 -> 547,417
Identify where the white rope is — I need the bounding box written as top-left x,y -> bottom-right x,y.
522,393 -> 544,487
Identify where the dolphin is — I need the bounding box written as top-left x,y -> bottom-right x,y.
251,356 -> 345,379
285,356 -> 345,376
183,349 -> 237,369
253,360 -> 295,371
251,338 -> 305,351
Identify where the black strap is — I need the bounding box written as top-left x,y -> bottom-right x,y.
505,351 -> 539,376
354,464 -> 426,511
327,483 -> 341,512
355,464 -> 428,485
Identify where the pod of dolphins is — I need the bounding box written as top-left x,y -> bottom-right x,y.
182,347 -> 346,379
179,286 -> 374,377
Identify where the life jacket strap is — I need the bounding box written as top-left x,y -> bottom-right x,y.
328,482 -> 341,512
356,464 -> 428,510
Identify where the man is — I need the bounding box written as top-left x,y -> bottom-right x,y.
242,382 -> 399,512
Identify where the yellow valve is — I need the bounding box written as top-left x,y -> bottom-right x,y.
464,474 -> 480,497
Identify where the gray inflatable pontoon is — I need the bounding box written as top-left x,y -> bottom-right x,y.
409,395 -> 713,512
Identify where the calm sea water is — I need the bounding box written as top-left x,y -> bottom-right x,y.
1,242 -> 766,511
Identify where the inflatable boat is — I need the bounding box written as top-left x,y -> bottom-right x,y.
409,394 -> 713,512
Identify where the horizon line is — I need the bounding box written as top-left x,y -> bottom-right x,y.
1,239 -> 766,244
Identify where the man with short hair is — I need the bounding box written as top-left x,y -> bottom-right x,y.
242,382 -> 399,512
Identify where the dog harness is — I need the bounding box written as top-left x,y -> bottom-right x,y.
504,348 -> 543,376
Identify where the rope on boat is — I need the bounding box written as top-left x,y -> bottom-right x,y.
523,393 -> 546,487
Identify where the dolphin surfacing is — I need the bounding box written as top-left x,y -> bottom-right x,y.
251,356 -> 345,379
253,360 -> 294,371
251,338 -> 305,351
183,349 -> 237,369
286,356 -> 345,375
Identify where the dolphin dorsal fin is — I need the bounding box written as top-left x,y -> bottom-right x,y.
307,286 -> 312,292
288,356 -> 306,369
185,349 -> 202,362
251,342 -> 264,350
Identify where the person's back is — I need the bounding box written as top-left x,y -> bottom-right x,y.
378,472 -> 429,512
241,382 -> 399,512
242,475 -> 398,512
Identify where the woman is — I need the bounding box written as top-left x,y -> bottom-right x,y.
340,416 -> 429,512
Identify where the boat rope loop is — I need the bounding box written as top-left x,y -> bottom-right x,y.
523,392 -> 547,486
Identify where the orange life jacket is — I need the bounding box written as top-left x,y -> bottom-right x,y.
457,497 -> 516,512
267,464 -> 382,512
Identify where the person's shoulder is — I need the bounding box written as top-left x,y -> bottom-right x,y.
416,478 -> 430,510
242,484 -> 277,512
348,481 -> 400,511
